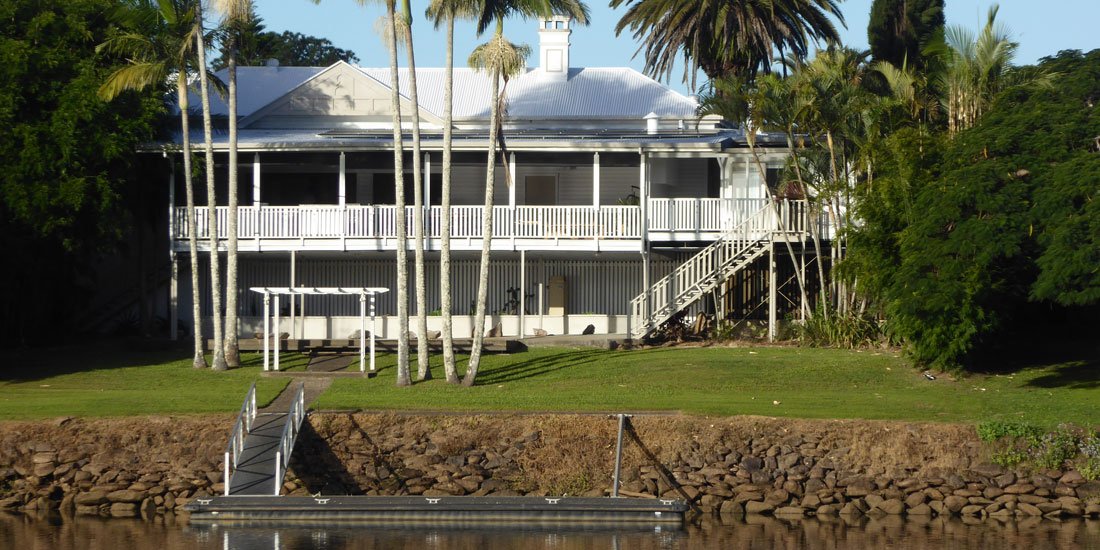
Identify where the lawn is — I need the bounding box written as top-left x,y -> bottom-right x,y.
0,343 -> 289,420
314,346 -> 1099,428
1,343 -> 1096,428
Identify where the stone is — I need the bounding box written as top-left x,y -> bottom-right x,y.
943,495 -> 968,513
877,498 -> 905,515
993,473 -> 1016,488
32,452 -> 57,465
744,500 -> 775,515
970,463 -> 1005,478
740,457 -> 763,472
845,479 -> 875,497
1036,502 -> 1062,514
960,504 -> 985,516
1076,481 -> 1100,502
74,491 -> 109,506
983,487 -> 1004,499
800,494 -> 821,509
1017,503 -> 1043,516
908,503 -> 933,516
1059,471 -> 1085,485
109,502 -> 139,517
107,490 -> 146,503
719,500 -> 744,518
815,504 -> 839,516
905,492 -> 926,508
864,494 -> 885,509
1003,483 -> 1035,495
839,502 -> 863,517
774,506 -> 805,518
928,500 -> 945,515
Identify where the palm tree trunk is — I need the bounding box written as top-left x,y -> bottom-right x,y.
224,31 -> 240,368
440,14 -> 458,384
195,11 -> 228,371
386,3 -> 411,387
786,132 -> 827,316
463,63 -> 502,387
178,74 -> 207,370
401,2 -> 430,381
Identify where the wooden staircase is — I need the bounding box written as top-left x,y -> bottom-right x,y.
629,204 -> 780,339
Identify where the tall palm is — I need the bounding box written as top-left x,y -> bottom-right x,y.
316,0 -> 412,385
610,0 -> 844,85
462,0 -> 588,387
98,0 -> 208,369
213,0 -> 253,369
426,0 -> 478,384
396,0 -> 431,381
194,1 -> 229,371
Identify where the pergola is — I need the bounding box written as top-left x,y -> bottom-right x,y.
249,287 -> 389,374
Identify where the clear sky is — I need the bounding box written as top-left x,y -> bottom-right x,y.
253,1 -> 1100,94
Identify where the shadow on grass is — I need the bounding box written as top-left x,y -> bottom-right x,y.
1022,359 -> 1100,390
474,349 -> 609,385
2,339 -> 191,382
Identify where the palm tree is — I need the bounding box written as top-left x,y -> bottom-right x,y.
98,0 -> 208,369
426,0 -> 478,384
395,0 -> 431,381
194,0 -> 229,371
462,0 -> 589,387
213,0 -> 254,369
610,0 -> 844,85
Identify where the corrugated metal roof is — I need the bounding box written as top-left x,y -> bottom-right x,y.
359,67 -> 699,120
184,64 -> 699,122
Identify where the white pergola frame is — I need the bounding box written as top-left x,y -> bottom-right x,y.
249,287 -> 389,374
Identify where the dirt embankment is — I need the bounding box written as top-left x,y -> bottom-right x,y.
1,414 -> 1098,521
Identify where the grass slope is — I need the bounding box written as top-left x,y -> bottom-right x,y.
0,344 -> 288,419
316,346 -> 1098,428
1,344 -> 1095,427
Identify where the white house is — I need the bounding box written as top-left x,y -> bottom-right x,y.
163,16 -> 820,342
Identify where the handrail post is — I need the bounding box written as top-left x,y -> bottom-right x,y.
274,452 -> 281,496
224,451 -> 230,496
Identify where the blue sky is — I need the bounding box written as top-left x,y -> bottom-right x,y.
254,1 -> 1100,94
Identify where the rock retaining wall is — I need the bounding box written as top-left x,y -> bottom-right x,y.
1,414 -> 1098,521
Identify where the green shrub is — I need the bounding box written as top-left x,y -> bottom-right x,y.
1031,429 -> 1079,470
794,306 -> 889,349
1078,458 -> 1100,481
976,421 -> 1042,443
991,449 -> 1029,469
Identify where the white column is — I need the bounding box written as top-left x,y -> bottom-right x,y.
520,250 -> 526,336
424,153 -> 432,240
359,291 -> 366,373
508,152 -> 517,208
263,291 -> 270,371
592,152 -> 601,208
252,154 -> 261,204
168,165 -> 176,244
768,243 -> 777,342
289,251 -> 296,338
338,152 -> 346,206
369,293 -> 377,374
273,293 -> 280,371
639,151 -> 649,245
170,253 -> 178,341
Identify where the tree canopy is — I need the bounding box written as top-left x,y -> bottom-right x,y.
0,0 -> 165,345
213,16 -> 359,69
867,0 -> 944,71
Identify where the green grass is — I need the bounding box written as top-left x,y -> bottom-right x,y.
1,344 -> 1096,427
316,346 -> 1099,428
0,343 -> 289,420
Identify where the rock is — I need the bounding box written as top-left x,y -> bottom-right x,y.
1017,502 -> 1043,516
905,492 -> 926,508
740,457 -> 763,472
74,491 -> 109,506
110,502 -> 139,517
1003,483 -> 1035,495
1059,471 -> 1085,485
107,490 -> 146,503
1085,504 -> 1100,516
1076,481 -> 1100,502
970,463 -> 1005,478
32,452 -> 58,465
744,501 -> 775,515
140,498 -> 156,519
877,498 -> 905,515
816,504 -> 839,516
928,500 -> 945,515
943,495 -> 968,513
993,473 -> 1016,488
774,506 -> 805,518
839,502 -> 863,517
845,479 -> 875,497
864,494 -> 885,509
908,503 -> 933,516
960,504 -> 985,516
1036,502 -> 1062,514
801,494 -> 821,509
983,487 -> 1004,499
719,500 -> 744,518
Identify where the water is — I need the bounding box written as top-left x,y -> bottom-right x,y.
2,513 -> 1099,549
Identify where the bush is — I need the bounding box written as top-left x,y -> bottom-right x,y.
795,306 -> 889,349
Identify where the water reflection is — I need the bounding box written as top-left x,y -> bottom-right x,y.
1,513 -> 1098,549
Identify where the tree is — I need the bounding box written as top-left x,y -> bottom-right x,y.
396,0 -> 431,381
867,0 -> 944,72
213,0 -> 253,369
463,0 -> 589,387
214,19 -> 360,69
97,0 -> 208,367
610,0 -> 844,85
0,0 -> 163,347
426,0 -> 478,384
194,1 -> 229,371
937,5 -> 1021,135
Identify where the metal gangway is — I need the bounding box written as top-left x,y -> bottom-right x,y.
223,382 -> 307,496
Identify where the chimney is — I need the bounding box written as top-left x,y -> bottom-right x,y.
645,112 -> 660,135
538,15 -> 572,81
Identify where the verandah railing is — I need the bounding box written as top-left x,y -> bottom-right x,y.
174,198 -> 809,242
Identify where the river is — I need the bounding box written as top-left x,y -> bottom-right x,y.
3,512 -> 1100,549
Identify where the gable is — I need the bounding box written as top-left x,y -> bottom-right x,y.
241,61 -> 443,129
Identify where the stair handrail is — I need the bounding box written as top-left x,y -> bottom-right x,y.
630,203 -> 776,338
272,382 -> 307,496
223,382 -> 257,496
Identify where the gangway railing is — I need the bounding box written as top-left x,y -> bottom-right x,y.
272,383 -> 307,496
223,382 -> 257,496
